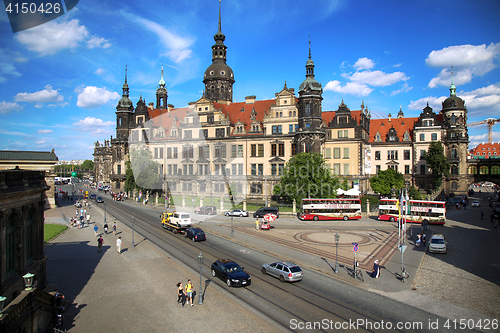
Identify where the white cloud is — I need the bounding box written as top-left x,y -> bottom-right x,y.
76,86 -> 120,108
0,101 -> 23,114
87,36 -> 111,49
353,57 -> 375,70
95,68 -> 105,75
15,19 -> 89,56
390,83 -> 413,96
408,96 -> 447,111
348,70 -> 409,87
0,48 -> 23,83
324,80 -> 373,96
162,49 -> 193,63
72,117 -> 115,135
38,129 -> 53,134
15,84 -> 64,103
426,43 -> 500,88
462,83 -> 500,116
36,140 -> 46,144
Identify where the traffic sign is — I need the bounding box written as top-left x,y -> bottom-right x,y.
399,245 -> 407,254
353,245 -> 359,252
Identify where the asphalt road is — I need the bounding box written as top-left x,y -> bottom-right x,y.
70,185 -> 483,333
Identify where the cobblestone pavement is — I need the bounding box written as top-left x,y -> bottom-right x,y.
413,188 -> 500,319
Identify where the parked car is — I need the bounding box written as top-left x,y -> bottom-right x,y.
96,197 -> 104,203
211,259 -> 251,287
195,206 -> 217,215
169,212 -> 192,227
429,234 -> 447,253
471,200 -> 480,207
225,209 -> 248,217
90,194 -> 97,200
261,261 -> 303,283
185,227 -> 206,242
253,207 -> 279,218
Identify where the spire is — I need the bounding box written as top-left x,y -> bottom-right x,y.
159,66 -> 166,87
308,35 -> 311,59
218,0 -> 222,34
125,64 -> 128,83
450,65 -> 456,96
122,65 -> 129,97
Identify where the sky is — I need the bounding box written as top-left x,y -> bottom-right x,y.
1,0 -> 499,161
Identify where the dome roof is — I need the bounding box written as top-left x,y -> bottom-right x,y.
117,95 -> 133,109
203,62 -> 234,82
442,95 -> 465,111
299,76 -> 322,93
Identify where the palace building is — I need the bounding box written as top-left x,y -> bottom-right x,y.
94,3 -> 470,200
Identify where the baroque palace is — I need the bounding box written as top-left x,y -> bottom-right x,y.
93,4 -> 470,201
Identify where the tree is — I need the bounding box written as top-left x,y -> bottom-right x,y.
124,159 -> 136,193
424,141 -> 450,188
369,168 -> 404,196
128,146 -> 161,191
81,159 -> 94,170
273,152 -> 340,203
408,186 -> 423,200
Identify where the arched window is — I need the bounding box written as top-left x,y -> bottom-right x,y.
491,165 -> 500,175
6,213 -> 19,274
450,115 -> 456,125
479,166 -> 489,175
451,165 -> 459,175
451,148 -> 458,158
293,111 -> 296,116
451,181 -> 458,190
289,111 -> 292,117
468,165 -> 478,175
26,208 -> 36,262
305,104 -> 311,116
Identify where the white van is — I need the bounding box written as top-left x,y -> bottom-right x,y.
170,212 -> 192,227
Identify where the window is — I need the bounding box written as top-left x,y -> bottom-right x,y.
214,164 -> 220,175
451,148 -> 458,158
291,143 -> 297,156
451,165 -> 459,174
271,164 -> 284,176
6,214 -> 17,274
334,148 -> 341,159
479,166 -> 489,174
491,166 -> 500,175
271,144 -> 277,156
325,148 -> 331,159
117,165 -> 122,174
258,144 -> 264,157
388,150 -> 398,160
216,128 -> 225,137
238,164 -> 244,175
184,130 -> 192,139
26,210 -> 34,262
278,144 -> 284,157
468,165 -> 478,174
376,165 -> 381,174
305,104 -> 311,116
420,150 -> 425,159
343,164 -> 349,175
251,144 -> 257,157
173,147 -> 178,159
431,133 -> 437,141
305,142 -> 312,153
420,165 -> 426,175
231,164 -> 237,176
182,146 -> 193,159
215,145 -> 226,158
258,164 -> 264,175
333,163 -> 340,175
200,129 -> 208,139
289,124 -> 294,133
404,150 -> 410,160
154,148 -> 163,159
405,165 -> 410,174
343,148 -> 349,159
338,130 -> 348,138
375,151 -> 381,160
207,115 -> 214,123
272,125 -> 282,134
251,164 -> 257,176
250,183 -> 262,194
237,145 -> 243,157
231,145 -> 237,158
420,134 -> 425,141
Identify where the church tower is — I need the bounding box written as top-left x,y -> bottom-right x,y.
295,39 -> 325,153
116,66 -> 134,141
156,67 -> 168,109
202,0 -> 234,103
440,68 -> 470,193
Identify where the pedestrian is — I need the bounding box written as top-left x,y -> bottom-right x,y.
177,282 -> 186,307
94,225 -> 98,237
422,233 -> 426,247
116,237 -> 122,254
185,279 -> 194,306
495,221 -> 499,231
423,219 -> 428,231
416,233 -> 421,247
255,219 -> 259,230
86,214 -> 91,225
54,289 -> 65,306
481,211 -> 484,220
97,236 -> 104,253
113,222 -> 117,236
371,260 -> 380,278
104,222 -> 108,234
76,219 -> 80,229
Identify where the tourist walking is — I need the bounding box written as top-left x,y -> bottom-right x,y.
177,282 -> 186,307
97,236 -> 104,253
104,222 -> 108,234
416,233 -> 421,247
116,237 -> 122,254
185,279 -> 194,306
93,225 -> 98,237
113,222 -> 117,236
371,260 -> 380,278
422,233 -> 426,247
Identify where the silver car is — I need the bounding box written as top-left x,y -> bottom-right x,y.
261,261 -> 303,283
429,234 -> 447,253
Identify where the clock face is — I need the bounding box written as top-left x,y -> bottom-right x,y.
210,71 -> 214,75
220,70 -> 225,76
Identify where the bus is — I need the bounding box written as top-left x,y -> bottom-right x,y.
299,198 -> 362,221
378,199 -> 446,225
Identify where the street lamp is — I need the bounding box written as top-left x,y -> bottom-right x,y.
334,233 -> 340,273
104,201 -> 107,224
0,296 -> 6,317
197,253 -> 204,305
23,272 -> 35,290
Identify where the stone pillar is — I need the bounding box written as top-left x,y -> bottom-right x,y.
220,197 -> 224,211
155,193 -> 159,205
293,199 -> 296,214
182,196 -> 186,208
366,199 -> 370,216
200,198 -> 204,207
243,199 -> 247,212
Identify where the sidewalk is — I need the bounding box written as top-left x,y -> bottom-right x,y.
44,201 -> 285,333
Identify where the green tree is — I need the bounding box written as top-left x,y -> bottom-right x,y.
369,168 -> 404,196
124,159 -> 136,193
424,141 -> 450,188
273,152 -> 340,203
81,159 -> 94,170
408,186 -> 423,200
129,146 -> 161,191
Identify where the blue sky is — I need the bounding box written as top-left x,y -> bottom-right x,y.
1,0 -> 499,161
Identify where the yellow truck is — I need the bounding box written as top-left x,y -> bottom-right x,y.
161,212 -> 191,234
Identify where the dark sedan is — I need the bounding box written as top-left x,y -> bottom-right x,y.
96,196 -> 104,203
185,227 -> 206,242
211,259 -> 251,287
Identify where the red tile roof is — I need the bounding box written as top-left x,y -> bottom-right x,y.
321,110 -> 364,126
369,117 -> 418,143
214,99 -> 276,135
149,107 -> 189,138
469,142 -> 500,158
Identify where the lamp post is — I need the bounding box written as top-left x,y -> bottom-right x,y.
197,253 -> 204,305
104,201 -> 107,225
132,217 -> 135,248
0,296 -> 6,317
334,233 -> 340,273
23,272 -> 35,290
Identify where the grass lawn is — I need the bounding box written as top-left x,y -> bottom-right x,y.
44,224 -> 68,243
